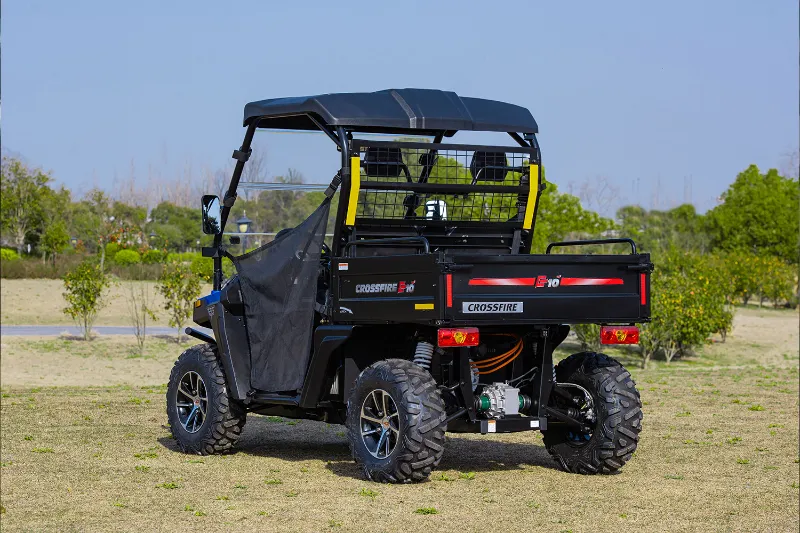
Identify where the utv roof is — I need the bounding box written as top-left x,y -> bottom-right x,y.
243,88 -> 538,135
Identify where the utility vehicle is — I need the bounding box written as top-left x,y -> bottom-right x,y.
167,89 -> 650,482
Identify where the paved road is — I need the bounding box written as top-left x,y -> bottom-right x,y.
0,325 -> 213,337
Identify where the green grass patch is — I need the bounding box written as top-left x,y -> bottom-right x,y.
31,447 -> 53,453
414,507 -> 439,515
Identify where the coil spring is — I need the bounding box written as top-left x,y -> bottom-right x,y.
552,365 -> 557,384
413,341 -> 435,370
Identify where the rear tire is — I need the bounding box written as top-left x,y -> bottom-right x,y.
166,344 -> 247,455
346,359 -> 446,483
543,352 -> 642,474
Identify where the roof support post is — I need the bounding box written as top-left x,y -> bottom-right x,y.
212,122 -> 257,290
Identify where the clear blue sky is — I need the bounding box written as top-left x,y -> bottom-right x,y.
2,1 -> 797,215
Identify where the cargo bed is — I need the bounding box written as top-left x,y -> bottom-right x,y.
331,251 -> 652,326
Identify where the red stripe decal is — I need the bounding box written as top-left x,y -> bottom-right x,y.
560,277 -> 624,286
640,273 -> 647,305
469,278 -> 536,286
446,274 -> 453,307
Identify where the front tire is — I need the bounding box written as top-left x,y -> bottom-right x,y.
166,344 -> 247,455
346,359 -> 446,483
543,352 -> 642,474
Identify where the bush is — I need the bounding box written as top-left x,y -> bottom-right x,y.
1,248 -> 20,261
114,249 -> 141,266
1,255 -> 85,279
157,261 -> 201,342
190,255 -> 214,283
166,252 -> 199,264
105,242 -> 121,260
639,250 -> 732,367
62,261 -> 111,340
142,249 -> 167,264
572,324 -> 601,352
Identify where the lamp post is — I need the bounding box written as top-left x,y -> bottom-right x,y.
70,237 -> 78,247
235,214 -> 252,253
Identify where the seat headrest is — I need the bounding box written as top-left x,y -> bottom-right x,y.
470,151 -> 508,182
363,147 -> 405,178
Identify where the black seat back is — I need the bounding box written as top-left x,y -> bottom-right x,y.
470,151 -> 508,182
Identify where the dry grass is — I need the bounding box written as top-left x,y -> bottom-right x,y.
0,308 -> 798,532
0,279 -> 210,326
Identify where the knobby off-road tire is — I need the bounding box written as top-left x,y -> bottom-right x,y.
543,352 -> 642,474
346,359 -> 447,483
166,343 -> 247,455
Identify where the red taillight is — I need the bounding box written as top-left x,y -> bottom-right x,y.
438,327 -> 480,347
446,274 -> 453,308
600,326 -> 639,345
640,273 -> 647,305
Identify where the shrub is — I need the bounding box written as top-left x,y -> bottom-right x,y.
190,255 -> 214,283
157,261 -> 201,342
105,242 -> 121,261
639,250 -> 731,367
114,249 -> 141,266
572,324 -> 601,352
62,261 -> 111,340
761,258 -> 796,308
1,249 -> 20,261
141,249 -> 167,264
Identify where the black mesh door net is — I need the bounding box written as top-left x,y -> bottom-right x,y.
233,198 -> 331,392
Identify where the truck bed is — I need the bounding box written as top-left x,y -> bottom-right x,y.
331,252 -> 652,326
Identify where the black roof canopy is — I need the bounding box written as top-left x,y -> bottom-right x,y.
243,89 -> 538,135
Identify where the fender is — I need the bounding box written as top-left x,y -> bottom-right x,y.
299,325 -> 355,408
201,278 -> 252,401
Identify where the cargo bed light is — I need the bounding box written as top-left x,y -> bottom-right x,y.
600,326 -> 639,345
438,328 -> 480,348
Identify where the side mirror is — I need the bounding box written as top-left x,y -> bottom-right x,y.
201,195 -> 222,235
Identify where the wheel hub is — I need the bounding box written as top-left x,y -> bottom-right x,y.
175,371 -> 208,434
360,389 -> 400,459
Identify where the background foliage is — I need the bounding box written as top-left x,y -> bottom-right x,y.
1,153 -> 797,362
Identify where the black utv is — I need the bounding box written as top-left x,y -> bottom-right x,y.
167,89 -> 650,482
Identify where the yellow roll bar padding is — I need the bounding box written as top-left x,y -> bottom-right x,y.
415,303 -> 434,311
523,163 -> 539,230
345,156 -> 361,226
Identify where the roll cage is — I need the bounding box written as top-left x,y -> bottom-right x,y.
210,89 -> 543,290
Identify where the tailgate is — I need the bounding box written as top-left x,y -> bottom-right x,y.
445,253 -> 652,325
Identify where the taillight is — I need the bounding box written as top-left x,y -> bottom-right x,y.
600,326 -> 639,345
438,327 -> 480,347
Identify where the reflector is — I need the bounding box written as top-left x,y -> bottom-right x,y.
438,328 -> 480,347
600,326 -> 639,345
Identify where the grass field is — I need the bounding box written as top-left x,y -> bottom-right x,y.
1,306 -> 798,532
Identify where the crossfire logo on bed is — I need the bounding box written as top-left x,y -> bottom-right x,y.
355,281 -> 416,294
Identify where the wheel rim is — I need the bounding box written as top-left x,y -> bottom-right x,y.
175,371 -> 208,434
359,389 -> 400,459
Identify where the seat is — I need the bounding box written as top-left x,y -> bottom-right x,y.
363,147 -> 410,180
470,151 -> 509,184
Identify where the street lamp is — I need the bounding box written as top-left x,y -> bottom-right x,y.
235,214 -> 252,234
235,214 -> 252,253
70,236 -> 78,247
148,231 -> 157,241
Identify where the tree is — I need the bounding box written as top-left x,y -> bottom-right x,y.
40,221 -> 70,266
62,261 -> 111,340
125,281 -> 157,355
531,179 -> 615,253
157,261 -> 201,343
73,189 -> 117,270
707,165 -> 799,264
0,157 -> 52,254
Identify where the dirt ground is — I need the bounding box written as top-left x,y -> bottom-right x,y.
0,279 -> 210,326
0,307 -> 798,532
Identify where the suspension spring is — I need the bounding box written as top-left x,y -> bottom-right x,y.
412,341 -> 435,370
